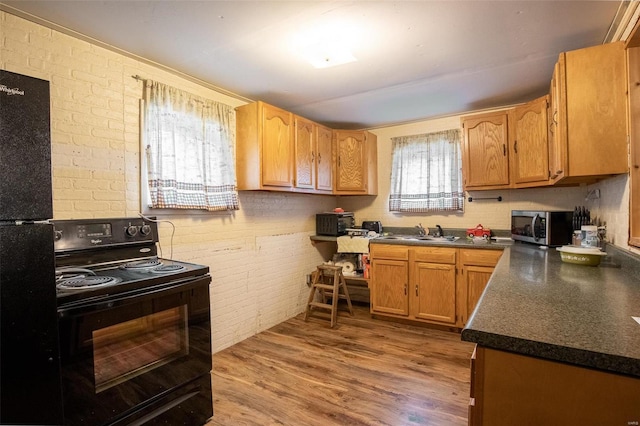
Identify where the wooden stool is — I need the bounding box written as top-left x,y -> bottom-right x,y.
304,264 -> 354,327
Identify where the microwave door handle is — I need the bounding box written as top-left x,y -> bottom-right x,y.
532,214 -> 539,241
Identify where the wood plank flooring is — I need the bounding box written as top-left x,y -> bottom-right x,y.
207,305 -> 475,426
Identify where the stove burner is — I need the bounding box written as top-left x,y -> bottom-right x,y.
57,275 -> 122,290
150,264 -> 186,274
122,259 -> 162,270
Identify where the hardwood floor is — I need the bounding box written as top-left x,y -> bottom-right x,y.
207,305 -> 475,426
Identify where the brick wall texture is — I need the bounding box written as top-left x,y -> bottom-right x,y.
2,10 -> 635,353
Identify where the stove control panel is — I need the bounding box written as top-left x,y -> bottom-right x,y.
52,217 -> 159,252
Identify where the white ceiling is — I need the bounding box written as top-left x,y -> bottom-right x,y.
0,1 -> 630,129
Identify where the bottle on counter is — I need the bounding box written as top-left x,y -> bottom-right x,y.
572,230 -> 583,246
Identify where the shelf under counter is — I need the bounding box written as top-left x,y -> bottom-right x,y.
308,235 -> 370,303
310,235 -> 340,243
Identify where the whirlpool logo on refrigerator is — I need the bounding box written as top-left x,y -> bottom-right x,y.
0,84 -> 25,96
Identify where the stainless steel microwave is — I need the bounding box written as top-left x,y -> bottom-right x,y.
511,210 -> 573,246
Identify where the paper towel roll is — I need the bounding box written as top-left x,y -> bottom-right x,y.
341,262 -> 355,274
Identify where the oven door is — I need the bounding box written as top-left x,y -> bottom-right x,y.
57,276 -> 212,426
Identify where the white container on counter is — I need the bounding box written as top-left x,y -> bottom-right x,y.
580,225 -> 600,248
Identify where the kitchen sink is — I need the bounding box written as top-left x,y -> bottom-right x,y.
418,236 -> 459,242
377,235 -> 460,242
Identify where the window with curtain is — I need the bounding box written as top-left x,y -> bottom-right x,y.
143,80 -> 239,211
389,129 -> 464,212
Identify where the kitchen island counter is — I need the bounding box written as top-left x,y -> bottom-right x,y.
461,242 -> 640,378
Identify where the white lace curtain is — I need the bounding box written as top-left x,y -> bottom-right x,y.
389,129 -> 464,212
143,80 -> 239,211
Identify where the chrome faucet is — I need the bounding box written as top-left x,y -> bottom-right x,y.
435,225 -> 444,237
416,223 -> 426,236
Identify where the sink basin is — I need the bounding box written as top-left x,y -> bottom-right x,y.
377,235 -> 460,242
416,236 -> 460,242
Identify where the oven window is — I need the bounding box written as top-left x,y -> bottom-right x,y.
92,305 -> 189,393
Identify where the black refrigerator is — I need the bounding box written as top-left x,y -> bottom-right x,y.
0,69 -> 64,424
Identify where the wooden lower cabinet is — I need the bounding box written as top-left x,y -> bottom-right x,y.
469,346 -> 640,426
370,258 -> 409,316
411,247 -> 457,325
370,245 -> 502,328
459,249 -> 503,326
370,244 -> 409,316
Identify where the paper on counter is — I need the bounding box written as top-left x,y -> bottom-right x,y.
337,235 -> 370,253
633,316 -> 640,325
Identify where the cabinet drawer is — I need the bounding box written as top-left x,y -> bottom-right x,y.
412,247 -> 456,264
370,244 -> 409,260
460,249 -> 503,266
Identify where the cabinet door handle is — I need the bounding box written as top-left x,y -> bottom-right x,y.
514,140 -> 518,154
553,110 -> 558,125
503,144 -> 506,156
415,284 -> 418,296
404,284 -> 407,295
317,153 -> 321,163
311,151 -> 315,162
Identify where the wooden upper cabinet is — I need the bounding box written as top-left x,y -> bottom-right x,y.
460,111 -> 510,190
235,101 -> 293,190
628,46 -> 640,248
511,95 -> 550,186
334,130 -> 378,195
551,41 -> 628,184
261,104 -> 293,187
294,116 -> 315,190
548,59 -> 567,183
315,125 -> 333,192
237,101 -> 376,195
294,118 -> 333,193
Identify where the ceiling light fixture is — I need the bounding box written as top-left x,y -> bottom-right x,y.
292,22 -> 359,69
300,40 -> 357,69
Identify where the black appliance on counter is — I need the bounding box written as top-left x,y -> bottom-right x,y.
0,69 -> 64,424
316,212 -> 355,236
53,217 -> 213,425
511,210 -> 574,247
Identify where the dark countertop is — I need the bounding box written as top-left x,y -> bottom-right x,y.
461,242 -> 640,378
368,236 -> 512,250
